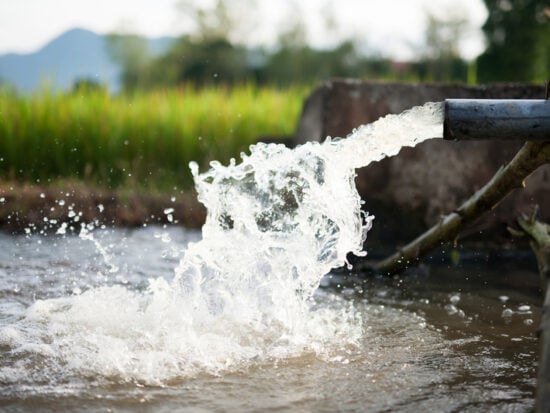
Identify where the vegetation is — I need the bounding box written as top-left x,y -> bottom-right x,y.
477,0 -> 550,82
0,84 -> 306,190
109,35 -> 466,91
2,0 -> 548,196
105,0 -> 549,91
106,1 -> 477,92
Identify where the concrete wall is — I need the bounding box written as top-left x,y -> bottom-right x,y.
295,79 -> 549,254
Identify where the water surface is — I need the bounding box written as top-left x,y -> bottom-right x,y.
0,102 -> 539,411
0,227 -> 540,412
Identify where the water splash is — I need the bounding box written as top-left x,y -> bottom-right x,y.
0,102 -> 443,385
339,101 -> 444,168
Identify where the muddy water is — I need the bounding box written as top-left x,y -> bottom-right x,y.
0,227 -> 540,412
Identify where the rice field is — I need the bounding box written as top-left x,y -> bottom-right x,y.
0,84 -> 307,190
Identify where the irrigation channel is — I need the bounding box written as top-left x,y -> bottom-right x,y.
0,101 -> 545,412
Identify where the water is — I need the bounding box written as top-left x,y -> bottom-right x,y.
0,102 -> 540,411
0,228 -> 540,412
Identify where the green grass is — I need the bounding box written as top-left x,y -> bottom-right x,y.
0,84 -> 307,190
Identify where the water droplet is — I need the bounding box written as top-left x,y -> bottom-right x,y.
449,294 -> 460,304
501,308 -> 514,317
518,305 -> 531,312
498,295 -> 509,303
56,223 -> 68,235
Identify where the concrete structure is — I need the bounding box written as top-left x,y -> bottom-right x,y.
295,79 -> 549,255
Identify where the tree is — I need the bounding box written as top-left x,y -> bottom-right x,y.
477,0 -> 550,82
263,41 -> 364,85
417,11 -> 470,82
158,36 -> 249,86
106,33 -> 151,90
176,0 -> 257,44
71,78 -> 108,93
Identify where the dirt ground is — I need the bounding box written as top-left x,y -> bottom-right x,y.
0,181 -> 206,233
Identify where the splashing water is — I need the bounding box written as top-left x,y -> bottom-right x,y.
0,102 -> 443,386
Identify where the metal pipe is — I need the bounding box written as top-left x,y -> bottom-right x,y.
444,99 -> 550,141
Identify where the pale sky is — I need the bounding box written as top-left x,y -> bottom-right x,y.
0,0 -> 488,60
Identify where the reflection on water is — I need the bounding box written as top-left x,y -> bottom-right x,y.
0,227 -> 540,412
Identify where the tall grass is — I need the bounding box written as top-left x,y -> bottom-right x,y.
0,84 -> 307,190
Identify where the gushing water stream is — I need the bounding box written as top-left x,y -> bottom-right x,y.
0,102 -> 539,411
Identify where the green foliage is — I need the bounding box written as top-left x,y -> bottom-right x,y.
477,0 -> 550,82
106,33 -> 153,91
153,37 -> 250,87
263,41 -> 361,85
119,36 -> 470,91
110,1 -> 474,92
0,85 -> 306,190
419,12 -> 470,82
176,0 -> 255,42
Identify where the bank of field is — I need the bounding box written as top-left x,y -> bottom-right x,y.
0,85 -> 306,190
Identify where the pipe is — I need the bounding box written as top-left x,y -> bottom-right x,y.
444,99 -> 550,141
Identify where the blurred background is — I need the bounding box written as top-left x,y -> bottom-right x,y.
1,0 -> 549,91
0,0 -> 549,195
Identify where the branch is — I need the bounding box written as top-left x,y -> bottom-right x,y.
514,210 -> 550,413
372,140 -> 550,276
517,208 -> 550,284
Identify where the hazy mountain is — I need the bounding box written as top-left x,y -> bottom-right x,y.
0,28 -> 175,93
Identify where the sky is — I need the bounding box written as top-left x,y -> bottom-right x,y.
0,0 -> 488,60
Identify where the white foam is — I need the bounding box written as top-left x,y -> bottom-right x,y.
0,102 -> 443,385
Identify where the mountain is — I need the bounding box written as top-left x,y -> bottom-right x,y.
0,28 -> 175,93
